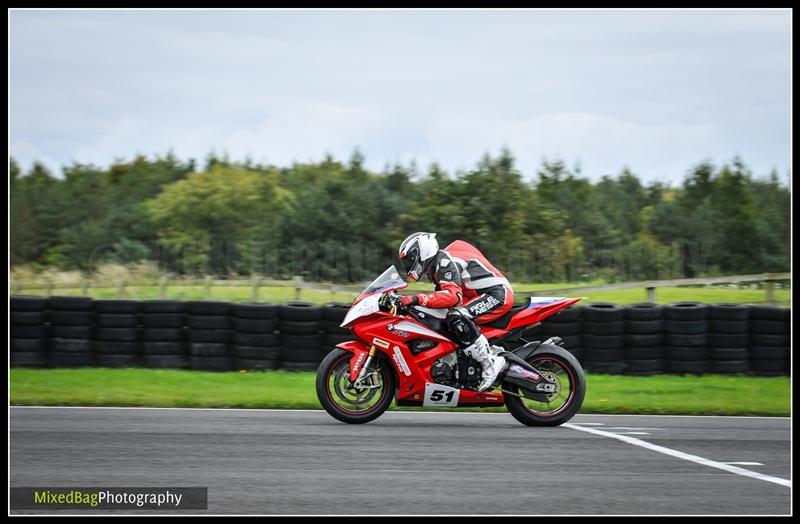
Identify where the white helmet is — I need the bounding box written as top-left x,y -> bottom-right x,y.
398,232 -> 439,281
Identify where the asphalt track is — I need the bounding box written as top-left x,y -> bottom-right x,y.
9,407 -> 792,515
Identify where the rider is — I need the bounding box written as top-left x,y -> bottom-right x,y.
396,232 -> 514,392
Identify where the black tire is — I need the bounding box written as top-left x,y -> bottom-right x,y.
143,342 -> 184,355
625,359 -> 665,373
186,301 -> 230,316
10,325 -> 47,339
187,315 -> 229,330
750,333 -> 790,347
51,326 -> 91,339
665,302 -> 708,321
232,346 -> 280,360
282,333 -> 323,350
666,320 -> 707,334
709,303 -> 749,320
709,333 -> 748,348
94,300 -> 140,314
189,342 -> 227,357
710,360 -> 749,374
283,360 -> 323,371
189,356 -> 230,371
748,305 -> 790,321
50,311 -> 93,326
234,358 -> 278,371
582,348 -> 623,362
667,346 -> 710,361
750,319 -> 789,335
279,320 -> 321,335
542,322 -> 581,335
51,338 -> 92,353
50,352 -> 94,367
232,318 -> 276,334
582,334 -> 623,349
324,333 -> 354,347
95,341 -> 139,355
11,338 -> 47,352
142,328 -> 183,342
281,346 -> 324,363
315,348 -> 397,424
321,319 -> 350,334
95,328 -> 139,342
668,360 -> 708,374
709,319 -> 748,334
49,296 -> 93,311
231,303 -> 278,319
582,321 -> 624,336
10,295 -> 47,311
187,329 -> 229,343
95,314 -> 138,328
624,333 -> 663,347
10,351 -> 49,367
749,346 -> 789,360
583,303 -> 624,322
142,314 -> 184,328
143,354 -> 187,368
141,300 -> 184,313
233,333 -> 278,347
624,346 -> 665,360
322,302 -> 351,321
711,347 -> 748,361
667,333 -> 708,347
280,302 -> 323,321
11,311 -> 45,325
96,354 -> 140,367
749,359 -> 788,373
545,305 -> 583,322
580,360 -> 625,374
559,335 -> 582,349
625,320 -> 663,334
624,303 -> 663,321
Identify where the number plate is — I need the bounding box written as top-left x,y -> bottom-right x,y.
423,383 -> 460,407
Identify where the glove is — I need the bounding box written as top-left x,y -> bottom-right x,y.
400,295 -> 419,307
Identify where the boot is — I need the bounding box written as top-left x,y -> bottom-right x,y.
463,334 -> 507,392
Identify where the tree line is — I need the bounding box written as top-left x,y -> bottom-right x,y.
9,150 -> 790,283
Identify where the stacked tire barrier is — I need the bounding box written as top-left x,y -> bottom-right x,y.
665,302 -> 709,374
708,303 -> 750,374
186,301 -> 231,371
93,300 -> 140,368
230,303 -> 279,370
49,296 -> 94,368
279,302 -> 324,371
10,296 -> 48,368
539,304 -> 583,361
141,300 -> 186,369
623,303 -> 665,376
8,295 -> 790,376
581,303 -> 626,374
749,305 -> 791,376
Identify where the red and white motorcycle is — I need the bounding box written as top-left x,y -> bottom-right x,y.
316,266 -> 586,426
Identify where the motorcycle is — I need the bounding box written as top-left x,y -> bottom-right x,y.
315,266 -> 586,426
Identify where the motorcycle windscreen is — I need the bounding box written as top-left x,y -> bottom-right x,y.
360,265 -> 408,295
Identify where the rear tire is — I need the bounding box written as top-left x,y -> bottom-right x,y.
316,348 -> 396,424
503,344 -> 586,427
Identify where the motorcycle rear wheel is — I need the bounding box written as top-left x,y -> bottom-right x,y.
316,348 -> 397,424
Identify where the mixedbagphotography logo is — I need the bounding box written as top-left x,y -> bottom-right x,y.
10,487 -> 208,511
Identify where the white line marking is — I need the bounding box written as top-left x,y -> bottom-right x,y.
722,462 -> 765,466
606,427 -> 662,431
571,422 -> 606,426
617,432 -> 650,435
564,423 -> 790,488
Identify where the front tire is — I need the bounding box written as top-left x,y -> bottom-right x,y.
316,348 -> 397,424
503,344 -> 586,426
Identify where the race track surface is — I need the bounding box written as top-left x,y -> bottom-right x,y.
9,407 -> 791,515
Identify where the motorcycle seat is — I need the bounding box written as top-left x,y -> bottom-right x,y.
482,304 -> 528,330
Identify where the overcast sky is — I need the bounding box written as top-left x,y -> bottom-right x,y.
9,9 -> 792,183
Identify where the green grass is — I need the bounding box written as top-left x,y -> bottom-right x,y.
10,284 -> 790,305
10,368 -> 790,416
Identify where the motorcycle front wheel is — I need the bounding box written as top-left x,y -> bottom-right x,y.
316,348 -> 397,424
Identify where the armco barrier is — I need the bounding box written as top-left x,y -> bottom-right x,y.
9,296 -> 790,376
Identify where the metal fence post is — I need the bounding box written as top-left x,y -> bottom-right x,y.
159,274 -> 168,299
293,276 -> 303,301
646,286 -> 656,302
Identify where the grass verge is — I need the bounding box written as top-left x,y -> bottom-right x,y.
10,368 -> 790,416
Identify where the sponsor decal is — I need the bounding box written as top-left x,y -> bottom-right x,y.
372,338 -> 390,349
444,271 -> 452,280
353,352 -> 366,373
392,346 -> 412,376
387,324 -> 394,331
468,295 -> 500,316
